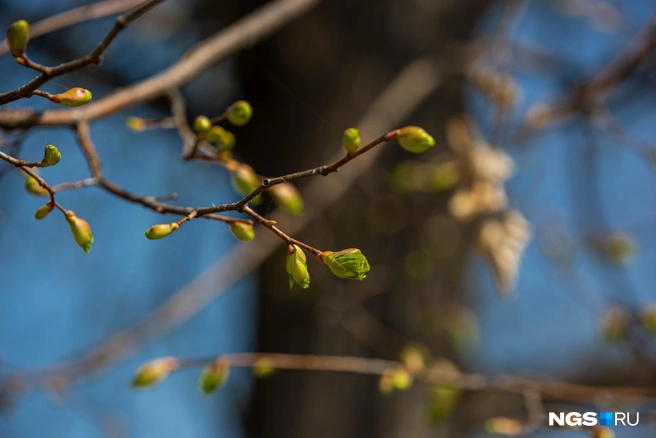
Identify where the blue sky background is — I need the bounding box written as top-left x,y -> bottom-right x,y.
1,0 -> 656,437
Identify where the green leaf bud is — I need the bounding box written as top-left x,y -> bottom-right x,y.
66,210 -> 94,253
319,248 -> 370,281
391,367 -> 413,391
231,164 -> 259,195
269,183 -> 304,215
53,88 -> 92,107
342,128 -> 361,153
199,360 -> 230,394
193,115 -> 212,133
286,244 -> 310,289
132,357 -> 179,388
205,126 -> 236,151
145,223 -> 179,240
227,100 -> 253,126
40,144 -> 61,167
34,202 -> 54,220
395,126 -> 436,154
640,304 -> 656,335
252,357 -> 277,378
7,20 -> 29,58
24,175 -> 49,196
126,116 -> 147,132
230,222 -> 255,241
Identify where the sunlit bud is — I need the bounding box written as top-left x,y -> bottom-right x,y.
269,183 -> 304,215
145,223 -> 179,240
7,20 -> 29,58
193,115 -> 212,133
429,385 -> 462,423
53,88 -> 92,107
286,244 -> 310,290
342,128 -> 360,153
132,357 -> 179,388
229,222 -> 255,242
227,100 -> 253,126
591,426 -> 615,438
40,144 -> 61,167
231,164 -> 259,196
252,357 -> 277,378
66,211 -> 94,253
400,344 -> 429,375
126,116 -> 147,132
218,129 -> 235,151
640,304 -> 656,335
602,233 -> 637,266
391,367 -> 413,390
484,417 -> 522,436
24,175 -> 49,196
395,126 -> 435,154
601,306 -> 630,343
319,248 -> 370,281
199,360 -> 230,394
34,202 -> 54,220
378,370 -> 395,395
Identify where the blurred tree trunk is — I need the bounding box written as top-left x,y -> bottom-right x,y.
195,0 -> 495,436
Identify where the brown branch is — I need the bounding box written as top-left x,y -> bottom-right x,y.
0,0 -> 167,106
0,0 -> 322,127
75,122 -> 251,225
2,56 -> 441,397
242,205 -> 321,255
0,0 -> 145,58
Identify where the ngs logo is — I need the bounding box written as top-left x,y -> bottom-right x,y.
549,412 -> 639,427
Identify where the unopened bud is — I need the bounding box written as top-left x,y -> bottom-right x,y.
602,233 -> 636,266
206,126 -> 236,151
227,100 -> 253,126
145,223 -> 179,240
640,304 -> 656,335
7,20 -> 29,58
591,426 -> 615,438
126,116 -> 147,132
132,357 -> 179,388
391,367 -> 413,390
53,88 -> 92,107
400,345 -> 429,375
230,222 -> 255,242
319,248 -> 370,281
252,357 -> 277,378
24,175 -> 49,196
601,306 -> 630,343
231,164 -> 261,204
40,144 -> 61,167
34,202 -> 54,220
286,244 -> 310,289
199,360 -> 230,394
193,115 -> 212,133
342,128 -> 360,153
269,183 -> 304,215
395,126 -> 436,154
66,211 -> 94,253
484,417 -> 522,436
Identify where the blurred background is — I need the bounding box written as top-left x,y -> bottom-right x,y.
1,0 -> 656,437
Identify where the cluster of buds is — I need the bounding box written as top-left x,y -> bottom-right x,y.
199,359 -> 231,394
470,66 -> 519,111
378,367 -> 413,394
7,19 -> 29,60
132,357 -> 180,388
66,210 -> 94,253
